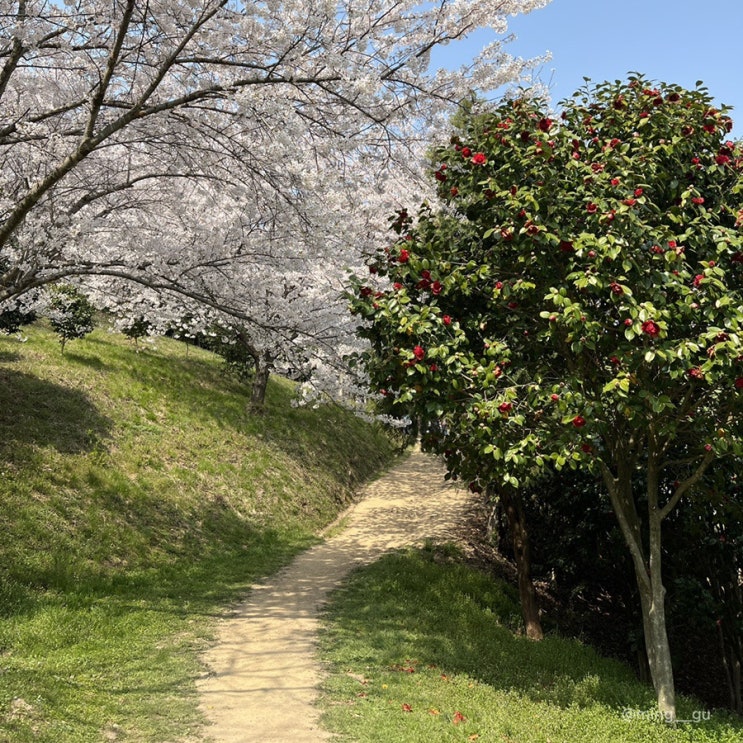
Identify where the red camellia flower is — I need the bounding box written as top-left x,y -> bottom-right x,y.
442,315 -> 452,326
498,402 -> 513,414
634,188 -> 644,197
581,443 -> 593,453
624,318 -> 633,326
393,282 -> 403,290
692,196 -> 704,204
550,393 -> 559,401
450,187 -> 458,196
610,282 -> 624,295
623,198 -> 637,207
431,281 -> 442,295
650,245 -> 664,254
586,203 -> 598,213
471,152 -> 487,165
413,345 -> 425,361
688,367 -> 704,380
573,415 -> 587,428
359,286 -> 372,297
434,170 -> 446,182
461,146 -> 472,158
398,249 -> 410,263
716,154 -> 731,166
735,378 -> 743,389
429,364 -> 438,372
538,117 -> 553,132
559,240 -> 574,253
693,274 -> 704,287
610,356 -> 621,365
610,177 -> 621,186
642,320 -> 660,337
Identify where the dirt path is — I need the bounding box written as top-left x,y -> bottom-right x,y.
196,449 -> 477,742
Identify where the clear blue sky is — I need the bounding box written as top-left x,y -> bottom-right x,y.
435,0 -> 742,136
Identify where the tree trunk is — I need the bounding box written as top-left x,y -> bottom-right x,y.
601,461 -> 676,722
634,551 -> 676,722
498,487 -> 543,641
250,360 -> 271,412
234,329 -> 272,414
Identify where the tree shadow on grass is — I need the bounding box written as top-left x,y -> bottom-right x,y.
63,350 -> 107,370
0,367 -> 111,456
0,349 -> 21,363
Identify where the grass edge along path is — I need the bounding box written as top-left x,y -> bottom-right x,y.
0,324 -> 398,742
318,547 -> 743,743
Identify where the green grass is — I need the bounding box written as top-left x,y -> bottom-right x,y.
319,546 -> 743,742
0,324 -> 398,742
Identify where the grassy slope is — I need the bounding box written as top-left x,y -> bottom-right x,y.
0,324 -> 397,742
319,547 -> 743,743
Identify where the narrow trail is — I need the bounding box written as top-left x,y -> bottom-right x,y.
196,449 -> 477,742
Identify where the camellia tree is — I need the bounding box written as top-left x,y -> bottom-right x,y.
350,76 -> 743,720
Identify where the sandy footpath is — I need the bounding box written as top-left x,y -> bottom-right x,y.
196,449 -> 476,742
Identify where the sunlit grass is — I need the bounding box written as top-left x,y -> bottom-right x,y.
319,546 -> 743,742
0,323 -> 397,741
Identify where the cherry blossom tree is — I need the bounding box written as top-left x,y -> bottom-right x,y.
0,0 -> 550,311
350,76 -> 743,720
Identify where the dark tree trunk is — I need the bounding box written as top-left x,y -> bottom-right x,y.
499,487 -> 544,641
250,359 -> 271,412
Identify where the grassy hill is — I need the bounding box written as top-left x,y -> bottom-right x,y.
0,324 -> 398,742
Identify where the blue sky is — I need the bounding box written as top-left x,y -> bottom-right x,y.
435,0 -> 742,135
